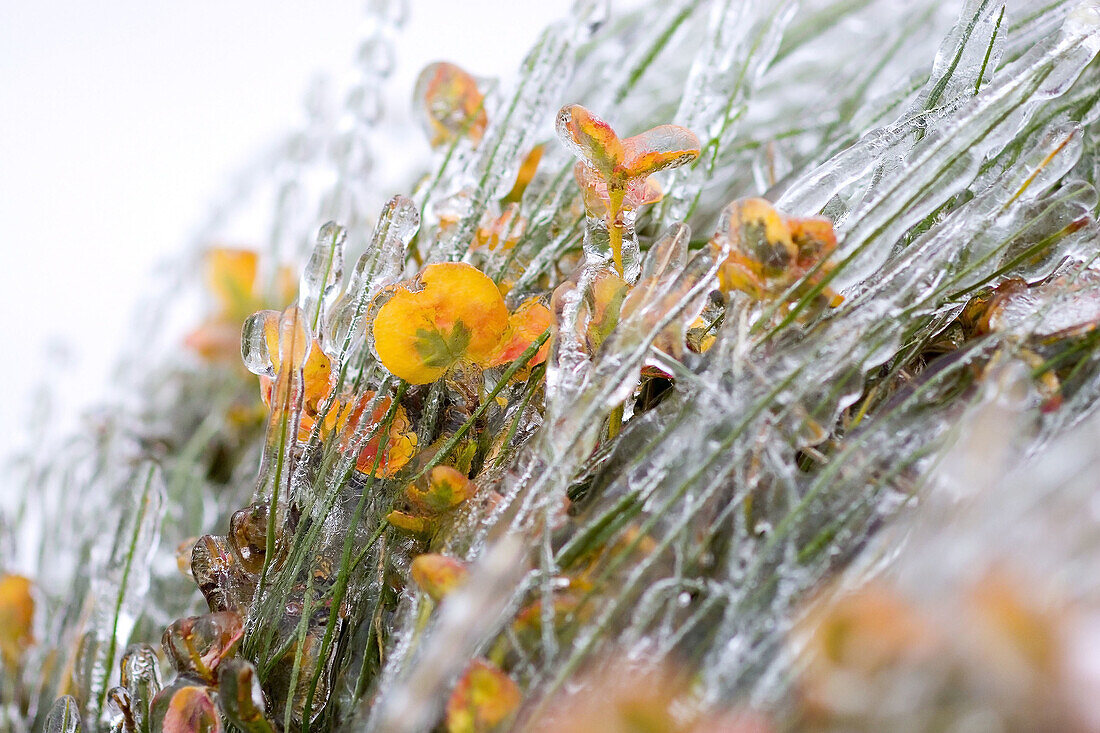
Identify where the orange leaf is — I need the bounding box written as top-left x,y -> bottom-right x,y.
346,392 -> 418,477
410,554 -> 468,602
488,299 -> 553,367
418,62 -> 488,148
473,203 -> 526,252
556,104 -> 624,179
407,465 -> 475,514
503,144 -> 544,203
621,124 -> 701,178
154,683 -> 222,733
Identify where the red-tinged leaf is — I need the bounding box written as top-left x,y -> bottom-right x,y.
152,682 -> 222,733
621,124 -> 700,178
623,175 -> 663,209
556,104 -> 624,178
446,659 -> 521,733
407,465 -> 475,514
410,554 -> 468,602
487,299 -> 553,368
574,161 -> 663,216
162,611 -> 244,685
343,391 -> 418,478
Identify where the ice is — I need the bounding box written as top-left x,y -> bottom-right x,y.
242,310 -> 280,377
14,1 -> 1100,731
299,223 -> 346,336
85,463 -> 165,724
118,645 -> 161,733
425,3 -> 605,264
655,0 -> 796,226
43,698 -> 81,733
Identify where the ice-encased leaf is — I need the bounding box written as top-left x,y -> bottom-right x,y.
556,104 -> 624,176
120,644 -> 162,733
621,124 -> 701,177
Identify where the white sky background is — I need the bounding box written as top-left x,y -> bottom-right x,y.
0,1 -> 570,449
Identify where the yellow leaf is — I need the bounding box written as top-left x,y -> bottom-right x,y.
205,248 -> 259,320
503,144 -> 544,203
786,216 -> 837,269
373,263 -> 510,384
0,574 -> 34,667
386,510 -> 432,535
586,270 -> 629,352
720,198 -> 796,279
301,340 -> 332,396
